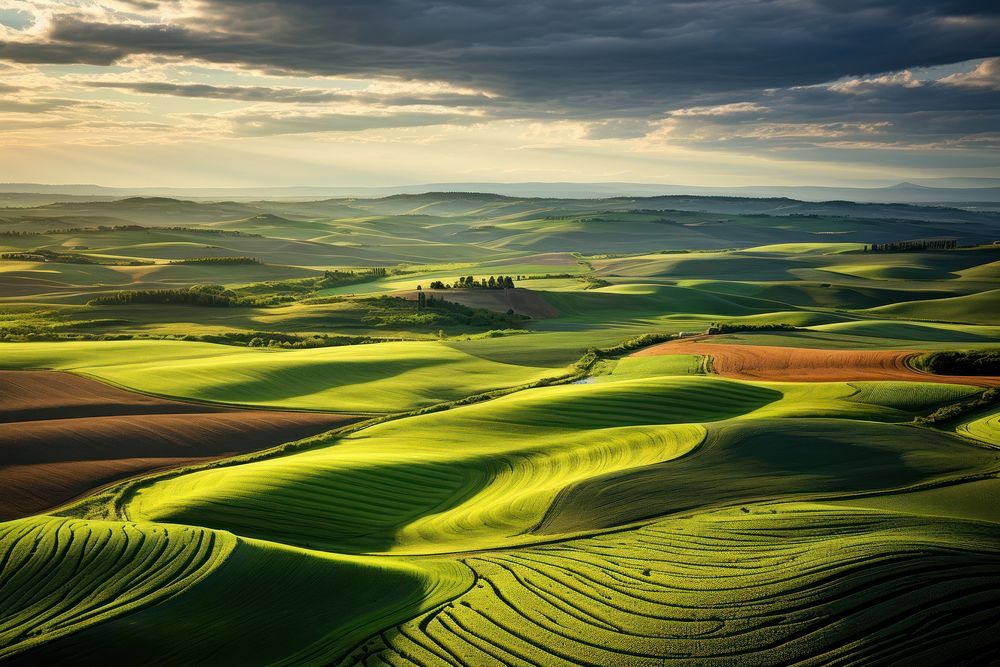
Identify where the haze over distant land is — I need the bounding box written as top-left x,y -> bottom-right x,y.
0,2 -> 998,186
2,180 -> 1000,204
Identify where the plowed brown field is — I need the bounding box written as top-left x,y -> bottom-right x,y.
398,287 -> 558,319
0,371 -> 360,520
632,338 -> 1000,386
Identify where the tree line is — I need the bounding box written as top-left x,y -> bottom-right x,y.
171,256 -> 260,265
706,322 -> 799,334
914,387 -> 998,427
369,294 -> 525,328
0,225 -> 261,237
913,350 -> 1000,376
1,248 -> 150,266
324,267 -> 389,280
2,249 -> 96,264
865,239 -> 957,252
422,275 -> 516,290
88,284 -> 241,307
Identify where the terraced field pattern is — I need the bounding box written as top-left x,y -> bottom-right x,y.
1,192 -> 999,665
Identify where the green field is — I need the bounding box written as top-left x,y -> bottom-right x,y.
0,339 -> 565,412
2,192 -> 999,664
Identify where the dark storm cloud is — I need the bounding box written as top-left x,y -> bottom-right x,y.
659,78 -> 1000,166
693,79 -> 1000,140
5,1 -> 998,112
2,0 -> 998,153
85,81 -> 359,104
0,40 -> 122,65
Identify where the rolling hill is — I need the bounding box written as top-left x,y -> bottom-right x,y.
1,191 -> 999,664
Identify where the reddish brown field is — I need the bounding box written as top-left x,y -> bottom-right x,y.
397,287 -> 559,319
0,370 -> 361,520
632,338 -> 1000,386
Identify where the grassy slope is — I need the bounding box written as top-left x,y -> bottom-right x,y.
832,478 -> 1000,525
746,380 -> 977,420
955,406 -> 1000,446
535,416 -> 998,535
127,376 -> 729,552
0,516 -> 236,660
866,289 -> 1000,325
351,503 -> 1000,666
4,216 -> 1000,664
811,319 -> 1000,343
7,530 -> 470,666
739,242 -> 865,254
604,353 -> 705,379
0,339 -> 564,412
125,373 -> 980,554
678,329 -> 1000,350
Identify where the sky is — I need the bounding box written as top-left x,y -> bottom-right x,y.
0,0 -> 998,188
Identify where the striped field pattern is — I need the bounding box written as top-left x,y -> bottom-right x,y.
2,333 -> 999,662
343,504 -> 1000,666
956,407 -> 1000,446
126,377 -> 736,552
0,516 -> 235,660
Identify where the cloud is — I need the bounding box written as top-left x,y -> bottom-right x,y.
86,81 -> 358,104
82,80 -> 496,108
0,97 -> 81,113
216,109 -> 471,136
0,0 -> 998,173
646,77 -> 1000,161
671,103 -> 768,117
582,119 -> 653,140
829,71 -> 923,95
939,57 -> 1000,89
0,39 -> 121,65
2,1 -> 997,115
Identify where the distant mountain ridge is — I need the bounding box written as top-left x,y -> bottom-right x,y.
3,180 -> 1000,203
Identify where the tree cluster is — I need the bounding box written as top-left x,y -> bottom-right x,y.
866,239 -> 957,252
365,295 -> 525,329
913,350 -> 1000,376
317,268 -> 391,289
1,249 -> 95,264
426,275 -> 516,290
2,248 -> 151,266
171,256 -> 260,265
88,284 -> 241,307
706,322 -> 799,334
914,388 -> 998,426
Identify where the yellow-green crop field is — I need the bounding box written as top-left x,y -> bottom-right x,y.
2,193 -> 999,664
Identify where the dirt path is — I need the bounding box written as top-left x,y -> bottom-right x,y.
632,339 -> 1000,386
0,370 -> 361,520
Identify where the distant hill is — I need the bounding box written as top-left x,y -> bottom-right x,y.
371,181 -> 1000,204
5,191 -> 1000,226
3,191 -> 999,253
336,192 -> 1000,225
3,181 -> 1000,204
